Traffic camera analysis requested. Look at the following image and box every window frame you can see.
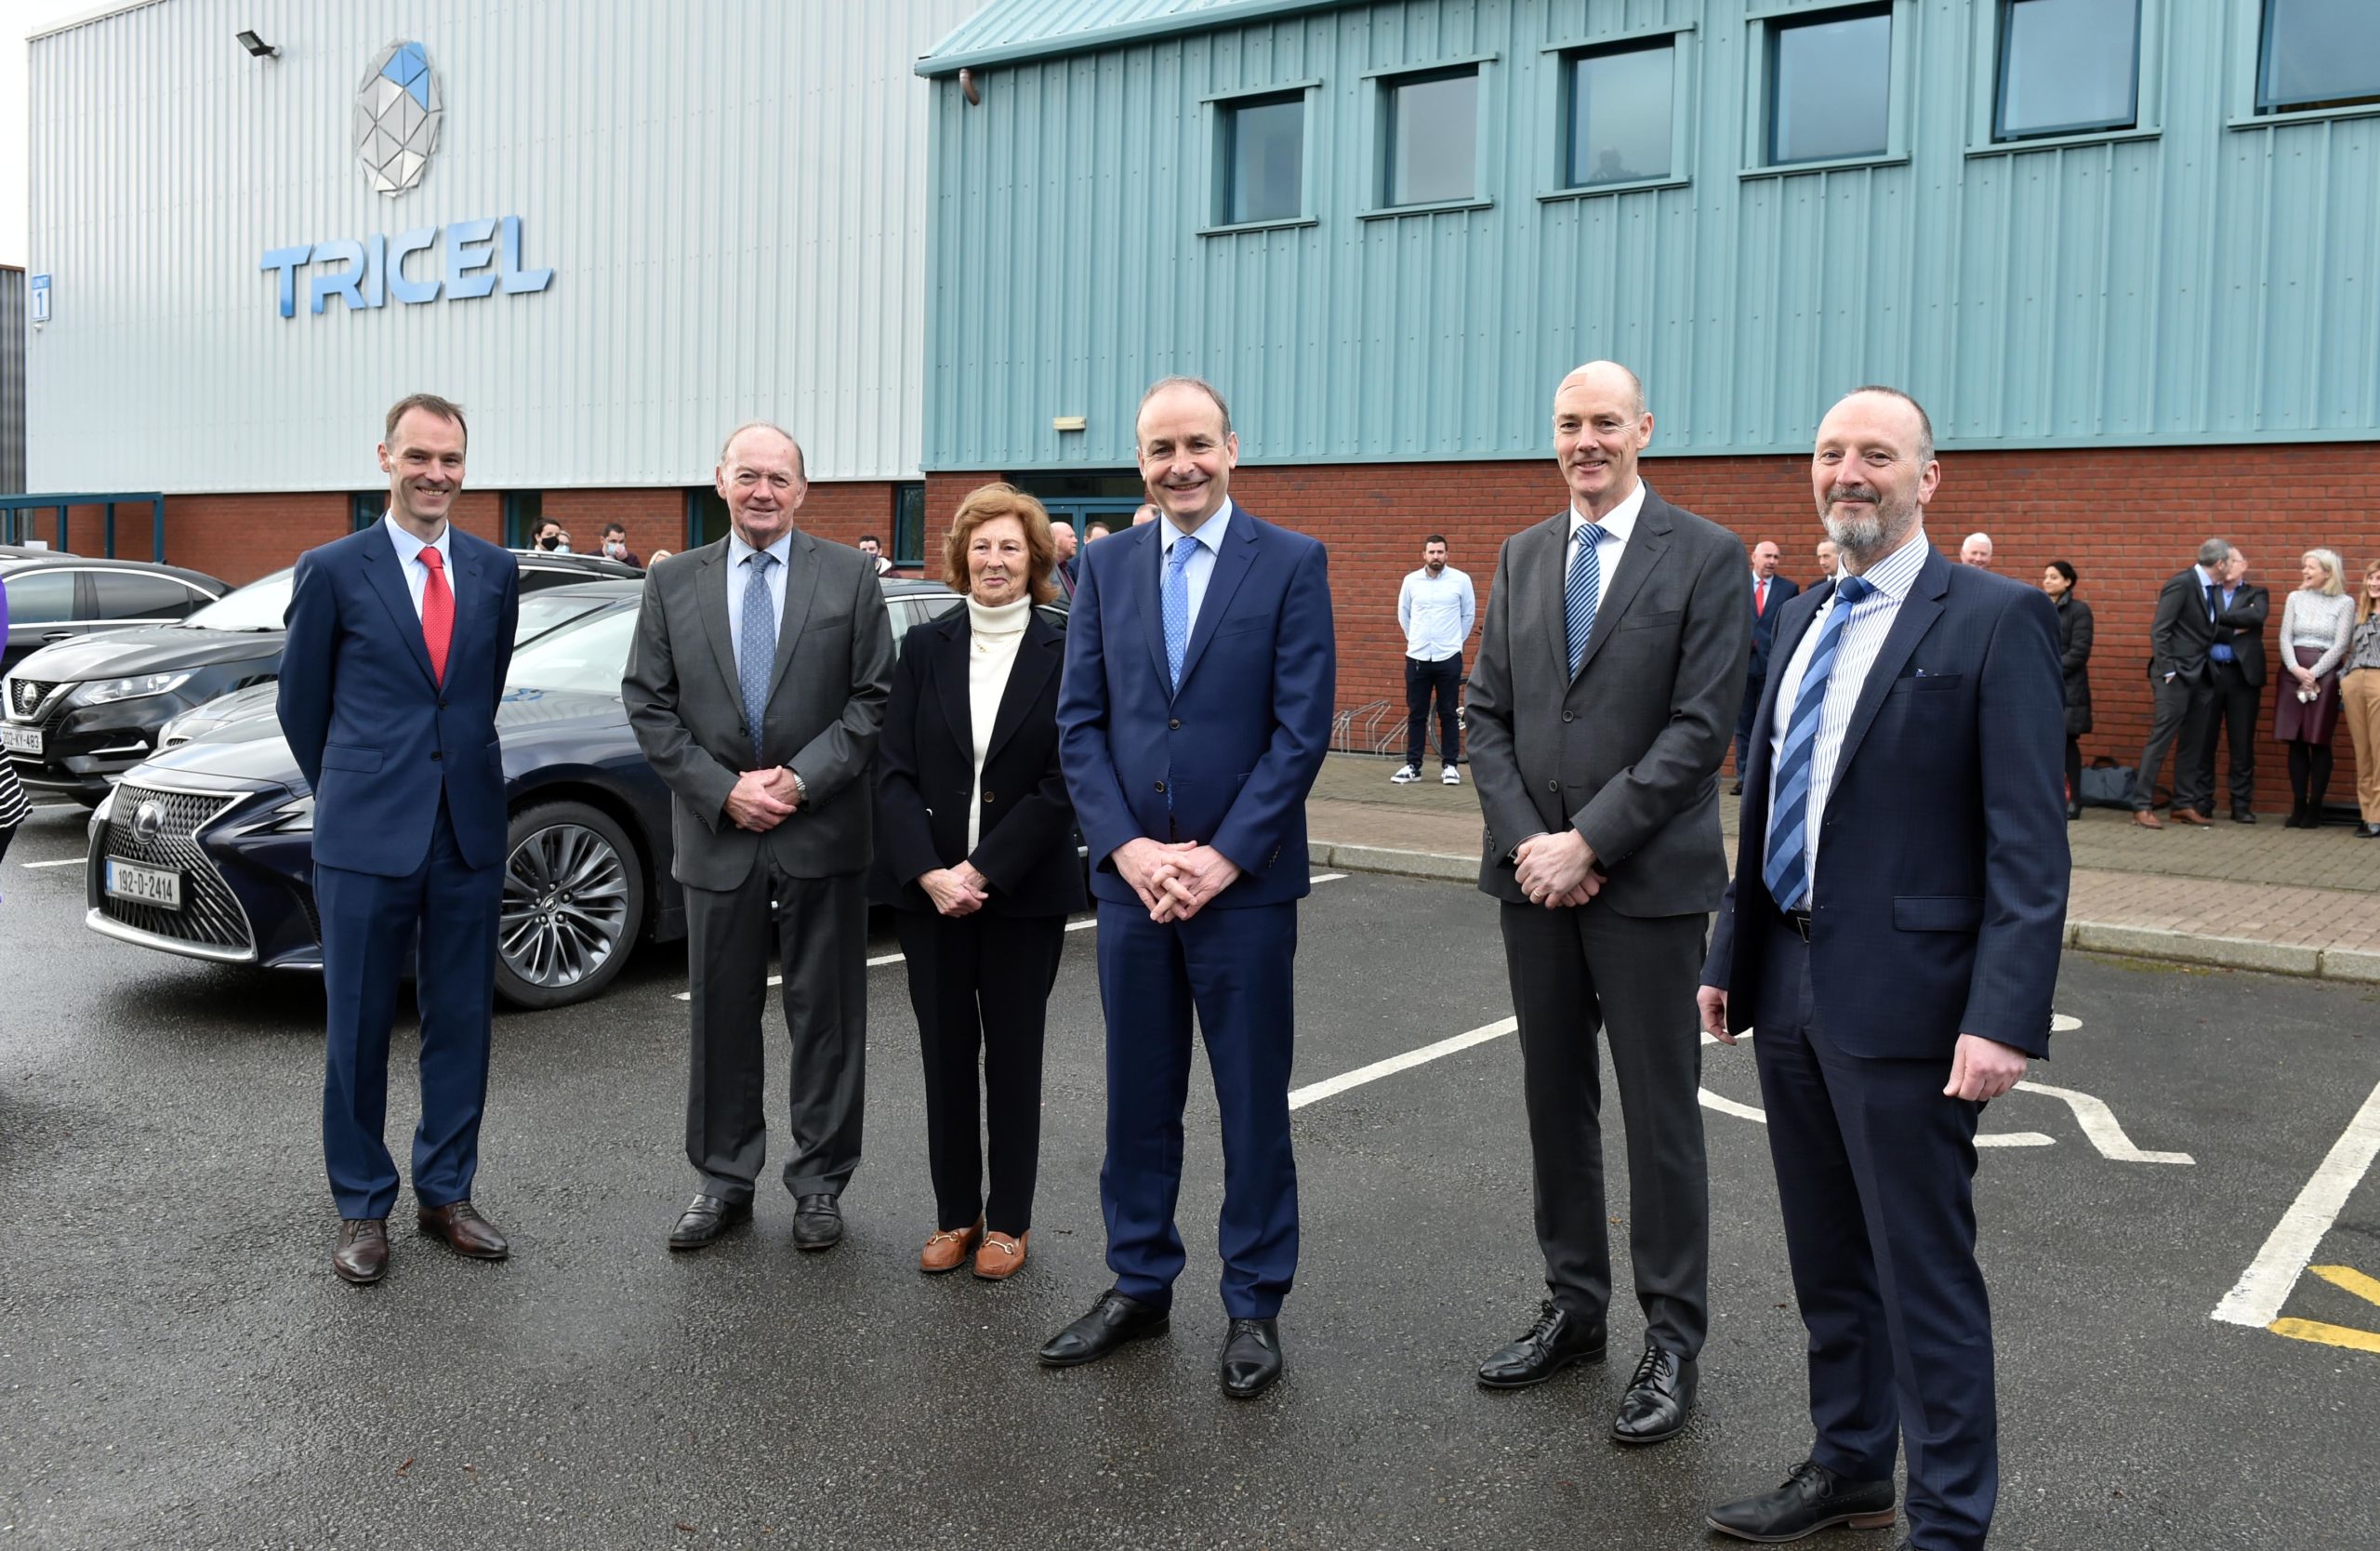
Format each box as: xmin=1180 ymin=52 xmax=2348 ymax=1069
xmin=1743 ymin=1 xmax=1911 ymax=179
xmin=1360 ymin=54 xmax=1501 ymax=219
xmin=1990 ymin=0 xmax=2144 ymax=143
xmin=2238 ymin=0 xmax=2380 ymax=123
xmin=500 ymin=491 xmax=545 ymax=550
xmin=892 ymin=483 xmax=926 ymax=568
xmin=1201 ymin=80 xmax=1323 ymax=236
xmin=1968 ymin=0 xmax=2163 ymax=155
xmin=350 ymin=492 xmax=383 ymax=533
xmin=1540 ymin=24 xmax=1696 ymax=201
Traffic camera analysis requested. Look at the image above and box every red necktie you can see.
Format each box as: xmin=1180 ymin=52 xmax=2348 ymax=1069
xmin=1756 ymin=578 xmax=1768 ymax=616
xmin=418 ymin=544 xmax=454 ymax=684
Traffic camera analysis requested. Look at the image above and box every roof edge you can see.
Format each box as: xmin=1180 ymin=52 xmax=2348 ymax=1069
xmin=916 ymin=0 xmax=1355 ymax=77
xmin=29 ymin=0 xmax=174 ymax=44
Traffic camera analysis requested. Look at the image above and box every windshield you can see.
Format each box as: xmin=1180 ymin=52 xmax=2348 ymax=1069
xmin=514 ymin=590 xmax=619 ymax=643
xmin=503 ymin=605 xmax=636 ymax=696
xmin=184 ymin=568 xmax=297 ymax=632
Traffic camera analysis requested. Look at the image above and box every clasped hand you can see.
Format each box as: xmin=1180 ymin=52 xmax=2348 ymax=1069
xmin=1514 ymin=829 xmax=1601 ymax=909
xmin=1112 ymin=837 xmax=1241 ymax=923
xmin=724 ymin=766 xmax=802 ymax=832
xmin=919 ymin=862 xmax=991 ymax=918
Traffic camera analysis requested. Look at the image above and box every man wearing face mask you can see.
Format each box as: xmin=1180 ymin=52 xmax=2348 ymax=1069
xmin=600 ymin=523 xmax=642 ymax=569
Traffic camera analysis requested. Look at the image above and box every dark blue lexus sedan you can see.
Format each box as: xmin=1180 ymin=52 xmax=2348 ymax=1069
xmin=83 ymin=577 xmax=966 ymax=1009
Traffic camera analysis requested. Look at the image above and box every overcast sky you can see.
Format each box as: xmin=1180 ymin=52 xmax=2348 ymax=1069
xmin=5 ymin=1 xmax=102 ymax=268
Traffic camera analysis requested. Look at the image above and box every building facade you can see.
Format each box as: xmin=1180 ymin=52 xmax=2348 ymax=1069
xmin=1 ymin=267 xmax=24 ymax=495
xmin=24 ymin=0 xmax=985 ymax=576
xmin=916 ymin=0 xmax=2380 ymax=801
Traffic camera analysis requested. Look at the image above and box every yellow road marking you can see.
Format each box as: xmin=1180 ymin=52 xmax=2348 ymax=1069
xmin=2309 ymin=1264 xmax=2380 ymax=1308
xmin=2269 ymin=1318 xmax=2380 ymax=1354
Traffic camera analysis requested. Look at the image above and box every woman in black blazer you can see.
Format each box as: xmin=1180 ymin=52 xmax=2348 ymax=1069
xmin=868 ymin=484 xmax=1085 ymax=1280
xmin=2043 ymin=560 xmax=2094 ymax=819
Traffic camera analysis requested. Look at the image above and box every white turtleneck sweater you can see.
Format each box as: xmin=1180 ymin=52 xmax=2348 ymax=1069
xmin=965 ymin=594 xmax=1032 ymax=852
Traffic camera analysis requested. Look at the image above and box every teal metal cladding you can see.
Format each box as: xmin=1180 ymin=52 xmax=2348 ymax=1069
xmin=919 ymin=0 xmax=2380 ymax=470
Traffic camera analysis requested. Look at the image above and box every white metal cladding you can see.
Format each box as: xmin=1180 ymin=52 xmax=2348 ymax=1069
xmin=1 ymin=269 xmax=24 ymax=494
xmin=26 ymin=0 xmax=985 ymax=494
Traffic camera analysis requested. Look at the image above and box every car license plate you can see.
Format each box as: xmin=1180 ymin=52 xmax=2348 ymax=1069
xmin=0 ymin=725 xmax=41 ymax=756
xmin=105 ymin=859 xmax=182 ymax=909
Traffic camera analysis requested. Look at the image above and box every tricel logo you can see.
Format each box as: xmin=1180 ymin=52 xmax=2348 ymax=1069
xmin=356 ymin=40 xmax=443 ymax=195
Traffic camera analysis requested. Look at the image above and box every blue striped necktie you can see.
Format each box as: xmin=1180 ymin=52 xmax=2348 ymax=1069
xmin=1763 ymin=574 xmax=1874 ymax=914
xmin=1163 ymin=537 xmax=1197 ymax=690
xmin=738 ymin=550 xmax=778 ymax=745
xmin=1566 ymin=523 xmax=1607 ymax=677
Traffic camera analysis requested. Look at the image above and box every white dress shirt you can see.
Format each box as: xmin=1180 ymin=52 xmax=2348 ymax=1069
xmin=380 ymin=512 xmax=455 ymax=621
xmin=1398 ymin=565 xmax=1475 ymax=661
xmin=1565 ymin=477 xmax=1647 ymax=591
xmin=1157 ymin=497 xmax=1236 ymax=636
xmin=1765 ymin=525 xmax=1932 ymax=898
xmin=725 ymin=528 xmax=795 ymax=665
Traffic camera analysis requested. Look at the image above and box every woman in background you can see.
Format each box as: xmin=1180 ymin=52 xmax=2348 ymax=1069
xmin=2043 ymin=560 xmax=2093 ymax=820
xmin=2275 ymin=549 xmax=2354 ymax=827
xmin=2336 ymin=558 xmax=2380 ymax=838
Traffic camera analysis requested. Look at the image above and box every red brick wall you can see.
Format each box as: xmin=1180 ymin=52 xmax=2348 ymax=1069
xmin=1224 ymin=444 xmax=2380 ymax=814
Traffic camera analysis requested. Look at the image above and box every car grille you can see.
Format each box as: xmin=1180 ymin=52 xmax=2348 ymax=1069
xmin=5 ymin=678 xmax=72 ymax=732
xmin=98 ymin=784 xmax=254 ymax=954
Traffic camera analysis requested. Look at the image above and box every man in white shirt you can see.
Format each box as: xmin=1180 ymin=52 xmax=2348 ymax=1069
xmin=1393 ymin=536 xmax=1475 ymax=784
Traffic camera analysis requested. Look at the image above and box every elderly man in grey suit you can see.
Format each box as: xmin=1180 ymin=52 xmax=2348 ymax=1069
xmin=623 ymin=422 xmax=894 ymax=1252
xmin=1464 ymin=361 xmax=1751 ymax=1444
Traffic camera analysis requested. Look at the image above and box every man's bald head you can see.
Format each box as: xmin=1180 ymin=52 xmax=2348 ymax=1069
xmin=719 ymin=420 xmax=808 ymax=483
xmin=1557 ymin=360 xmax=1646 ymax=421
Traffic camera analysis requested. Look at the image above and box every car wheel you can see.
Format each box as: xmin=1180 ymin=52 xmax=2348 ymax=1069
xmin=496 ymin=801 xmax=645 ymax=1010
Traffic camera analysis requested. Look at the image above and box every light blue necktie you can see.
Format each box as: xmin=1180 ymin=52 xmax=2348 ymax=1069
xmin=1163 ymin=536 xmax=1197 ymax=690
xmin=1764 ymin=575 xmax=1874 ymax=913
xmin=1565 ymin=523 xmax=1607 ymax=677
xmin=738 ymin=550 xmax=778 ymax=747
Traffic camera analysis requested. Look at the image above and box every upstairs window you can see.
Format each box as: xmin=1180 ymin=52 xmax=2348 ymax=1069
xmin=1996 ymin=0 xmax=2141 ymax=140
xmin=2257 ymin=0 xmax=2380 ymax=114
xmin=1221 ymin=93 xmax=1305 ymax=224
xmin=1384 ymin=67 xmax=1480 ymax=205
xmin=1768 ymin=7 xmax=1893 ymax=165
xmin=1567 ymin=39 xmax=1676 ymax=186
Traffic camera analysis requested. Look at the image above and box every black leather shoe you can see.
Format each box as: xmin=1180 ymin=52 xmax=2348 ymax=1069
xmin=1038 ymin=1289 xmax=1170 ymax=1367
xmin=2357 ymin=821 xmax=2380 ymax=838
xmin=1707 ymin=1460 xmax=1897 ymax=1542
xmin=1476 ymin=1299 xmax=1606 ymax=1388
xmin=790 ymin=1194 xmax=843 ymax=1251
xmin=1610 ymin=1340 xmax=1696 ymax=1444
xmin=1220 ymin=1317 xmax=1283 ymax=1399
xmin=668 ymin=1194 xmax=751 ymax=1251
xmin=2232 ymin=808 xmax=2257 ymax=825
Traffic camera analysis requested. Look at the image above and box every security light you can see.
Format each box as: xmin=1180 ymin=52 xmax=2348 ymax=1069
xmin=235 ymin=30 xmax=279 ymax=60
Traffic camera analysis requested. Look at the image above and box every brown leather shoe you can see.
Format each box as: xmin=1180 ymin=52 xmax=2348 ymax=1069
xmin=973 ymin=1230 xmax=1028 ymax=1280
xmin=920 ymin=1219 xmax=983 ymax=1274
xmin=334 ymin=1219 xmax=389 ymax=1284
xmin=2131 ymin=809 xmax=2163 ymax=830
xmin=417 ymin=1200 xmax=510 ymax=1260
xmin=2171 ymin=807 xmax=2214 ymax=827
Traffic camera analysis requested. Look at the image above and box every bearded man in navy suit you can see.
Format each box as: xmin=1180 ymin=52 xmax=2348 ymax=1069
xmin=1700 ymin=388 xmax=2069 ymax=1551
xmin=280 ymin=394 xmax=522 ymax=1285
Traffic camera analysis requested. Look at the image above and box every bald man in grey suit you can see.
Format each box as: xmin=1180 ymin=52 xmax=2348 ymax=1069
xmin=623 ymin=422 xmax=894 ymax=1253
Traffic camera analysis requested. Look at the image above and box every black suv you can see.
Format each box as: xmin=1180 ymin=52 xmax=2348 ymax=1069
xmin=1 ymin=554 xmax=229 ymax=673
xmin=3 ymin=550 xmax=640 ymax=803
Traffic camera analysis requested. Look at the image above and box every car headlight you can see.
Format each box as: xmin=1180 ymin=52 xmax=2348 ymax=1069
xmin=266 ymin=793 xmax=315 ymax=833
xmin=75 ymin=671 xmax=195 ymax=706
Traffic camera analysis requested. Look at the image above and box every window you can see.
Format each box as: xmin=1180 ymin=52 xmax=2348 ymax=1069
xmin=684 ymin=487 xmax=730 ymax=550
xmin=892 ymin=484 xmax=926 ymax=567
xmin=92 ymin=571 xmax=210 ymax=621
xmin=4 ymin=569 xmax=75 ymax=625
xmin=1769 ymin=7 xmax=1892 ymax=165
xmin=350 ymin=492 xmax=383 ymax=533
xmin=2257 ymin=0 xmax=2380 ymax=114
xmin=1567 ymin=40 xmax=1675 ymax=186
xmin=502 ymin=491 xmax=545 ymax=549
xmin=1384 ymin=68 xmax=1480 ymax=205
xmin=1996 ymin=0 xmax=2139 ymax=139
xmin=1220 ymin=94 xmax=1305 ymax=224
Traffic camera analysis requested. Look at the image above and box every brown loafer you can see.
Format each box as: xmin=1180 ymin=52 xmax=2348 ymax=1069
xmin=973 ymin=1230 xmax=1028 ymax=1280
xmin=2130 ymin=809 xmax=2163 ymax=829
xmin=2171 ymin=808 xmax=2213 ymax=827
xmin=920 ymin=1219 xmax=983 ymax=1274
xmin=334 ymin=1218 xmax=389 ymax=1284
xmin=417 ymin=1200 xmax=510 ymax=1260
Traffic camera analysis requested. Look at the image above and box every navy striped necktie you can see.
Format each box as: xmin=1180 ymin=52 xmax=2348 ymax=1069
xmin=1566 ymin=524 xmax=1607 ymax=677
xmin=1763 ymin=575 xmax=1874 ymax=913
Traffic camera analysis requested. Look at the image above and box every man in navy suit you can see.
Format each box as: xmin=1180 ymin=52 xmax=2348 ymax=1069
xmin=1734 ymin=541 xmax=1801 ymax=792
xmin=1039 ymin=377 xmax=1335 ymax=1399
xmin=1699 ymin=388 xmax=2068 ymax=1551
xmin=279 ymin=393 xmax=522 ymax=1285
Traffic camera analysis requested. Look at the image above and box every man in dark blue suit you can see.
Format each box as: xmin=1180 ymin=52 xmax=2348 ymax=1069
xmin=1700 ymin=388 xmax=2068 ymax=1551
xmin=1039 ymin=376 xmax=1335 ymax=1399
xmin=279 ymin=393 xmax=522 ymax=1285
xmin=1733 ymin=540 xmax=1802 ymax=791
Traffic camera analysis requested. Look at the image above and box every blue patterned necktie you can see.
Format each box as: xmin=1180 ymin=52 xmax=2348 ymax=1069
xmin=1163 ymin=536 xmax=1197 ymax=690
xmin=1565 ymin=523 xmax=1608 ymax=677
xmin=738 ymin=550 xmax=778 ymax=746
xmin=1763 ymin=574 xmax=1875 ymax=914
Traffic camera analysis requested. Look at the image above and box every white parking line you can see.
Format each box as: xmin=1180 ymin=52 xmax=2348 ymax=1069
xmin=2214 ymin=1075 xmax=2380 ymax=1329
xmin=2014 ymin=1080 xmax=2194 ymax=1165
xmin=1289 ymin=1018 xmax=1515 ymax=1109
xmin=20 ymin=857 xmax=82 ymax=868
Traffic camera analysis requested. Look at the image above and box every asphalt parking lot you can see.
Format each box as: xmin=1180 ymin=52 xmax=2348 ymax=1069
xmin=4 ymin=797 xmax=2378 ymax=1550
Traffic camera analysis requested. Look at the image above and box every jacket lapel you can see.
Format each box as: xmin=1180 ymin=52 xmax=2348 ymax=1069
xmin=1173 ymin=512 xmax=1258 ymax=696
xmin=1826 ymin=546 xmax=1950 ymax=790
xmin=1126 ymin=524 xmax=1170 ymax=693
xmin=764 ymin=529 xmax=823 ymax=707
xmin=1520 ymin=513 xmax=1571 ymax=685
xmin=361 ymin=528 xmax=439 ymax=688
xmin=694 ymin=542 xmax=744 ymax=708
xmin=928 ymin=616 xmax=972 ymax=759
xmin=1570 ymin=489 xmax=1673 ymax=683
xmin=985 ymin=616 xmax=1062 ymax=764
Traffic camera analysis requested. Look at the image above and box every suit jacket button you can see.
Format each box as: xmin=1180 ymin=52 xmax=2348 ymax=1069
xmin=1169 ymin=719 xmax=1182 ymax=730
xmin=1562 ymin=711 xmax=1574 ymax=722
xmin=983 ymin=789 xmax=995 ymax=802
xmin=1546 ymin=779 xmax=1558 ymax=793
xmin=1154 ymin=781 xmax=1167 ymax=794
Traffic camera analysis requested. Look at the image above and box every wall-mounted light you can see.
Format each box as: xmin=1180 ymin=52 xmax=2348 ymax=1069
xmin=1052 ymin=415 xmax=1087 ymax=432
xmin=235 ymin=30 xmax=280 ymax=60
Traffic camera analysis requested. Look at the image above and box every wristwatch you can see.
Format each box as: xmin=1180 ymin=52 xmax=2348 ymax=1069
xmin=788 ymin=769 xmax=809 ymax=807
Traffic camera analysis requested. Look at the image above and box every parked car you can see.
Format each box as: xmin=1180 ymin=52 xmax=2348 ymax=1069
xmin=85 ymin=577 xmax=967 ymax=1009
xmin=5 ymin=550 xmax=641 ymax=802
xmin=1 ymin=553 xmax=228 ymax=675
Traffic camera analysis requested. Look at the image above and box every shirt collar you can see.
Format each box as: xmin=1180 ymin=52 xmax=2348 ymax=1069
xmin=2194 ymin=563 xmax=2222 ymax=589
xmin=728 ymin=528 xmax=795 ymax=569
xmin=1844 ymin=525 xmax=1931 ymax=603
xmin=1161 ymin=497 xmax=1235 ymax=559
xmin=1567 ymin=478 xmax=1646 ymax=543
xmin=381 ymin=511 xmax=449 ymax=565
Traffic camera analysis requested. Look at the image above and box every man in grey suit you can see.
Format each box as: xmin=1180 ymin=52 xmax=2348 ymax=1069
xmin=2126 ymin=537 xmax=2231 ymax=829
xmin=623 ymin=422 xmax=894 ymax=1251
xmin=1464 ymin=361 xmax=1751 ymax=1444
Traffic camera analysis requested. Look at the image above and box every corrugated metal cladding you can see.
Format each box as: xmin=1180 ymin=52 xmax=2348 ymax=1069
xmin=1 ymin=269 xmax=24 ymax=494
xmin=923 ymin=0 xmax=1353 ymax=70
xmin=920 ymin=0 xmax=2380 ymax=471
xmin=26 ymin=0 xmax=985 ymax=494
